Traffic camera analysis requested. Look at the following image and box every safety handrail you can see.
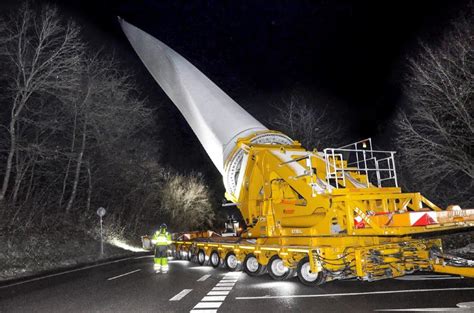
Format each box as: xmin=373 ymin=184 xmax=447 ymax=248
xmin=323 ymin=139 xmax=398 ymax=189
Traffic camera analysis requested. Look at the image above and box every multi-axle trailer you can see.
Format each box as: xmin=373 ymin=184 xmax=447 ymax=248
xmin=173 ymin=236 xmax=471 ymax=285
xmin=171 ymin=137 xmax=474 ymax=286
xmin=120 ymin=19 xmax=474 ymax=286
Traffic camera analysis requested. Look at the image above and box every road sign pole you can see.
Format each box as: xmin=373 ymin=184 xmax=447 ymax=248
xmin=97 ymin=207 xmax=106 ymax=257
xmin=100 ymin=215 xmax=104 ymax=256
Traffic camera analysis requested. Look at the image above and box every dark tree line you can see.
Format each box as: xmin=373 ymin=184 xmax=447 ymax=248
xmin=395 ymin=9 xmax=473 ymax=207
xmin=267 ymin=8 xmax=473 ymax=209
xmin=267 ymin=91 xmax=348 ymax=150
xmin=0 ymin=2 xmax=214 ymax=238
xmin=0 ymin=0 xmax=470 ymax=243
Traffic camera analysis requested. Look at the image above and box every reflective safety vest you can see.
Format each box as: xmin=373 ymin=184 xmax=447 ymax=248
xmin=152 ymin=231 xmax=171 ymax=246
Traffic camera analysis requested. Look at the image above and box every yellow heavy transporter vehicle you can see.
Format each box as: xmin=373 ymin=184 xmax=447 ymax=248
xmin=119 ymin=18 xmax=474 ymax=286
xmin=173 ymin=136 xmax=474 ymax=285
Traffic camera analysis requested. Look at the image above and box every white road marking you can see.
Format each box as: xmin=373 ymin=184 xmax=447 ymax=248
xmin=224 ymin=272 xmax=241 ymax=276
xmin=169 ymin=289 xmax=193 ymax=301
xmin=375 ymin=309 xmax=465 ymax=312
xmin=458 ymin=302 xmax=474 ymax=308
xmin=216 ymin=282 xmax=235 ymax=286
xmin=197 ymin=274 xmax=212 ymax=281
xmin=236 ymin=287 xmax=474 ymax=300
xmin=395 ymin=274 xmax=462 ymax=281
xmin=188 ymin=271 xmax=241 ymax=313
xmin=375 ymin=301 xmax=474 ymax=312
xmin=212 ymin=287 xmax=233 ymax=291
xmin=190 ymin=271 xmax=240 ymax=312
xmin=0 ymin=255 xmax=147 ymax=289
xmin=194 ymin=302 xmax=222 ymax=309
xmin=107 ymin=269 xmax=141 ymax=281
xmin=202 ymin=296 xmax=226 ymax=301
xmin=208 ymin=291 xmax=230 ymax=296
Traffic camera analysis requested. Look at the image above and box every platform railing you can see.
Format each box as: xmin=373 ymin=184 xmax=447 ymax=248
xmin=323 ymin=139 xmax=398 ymax=189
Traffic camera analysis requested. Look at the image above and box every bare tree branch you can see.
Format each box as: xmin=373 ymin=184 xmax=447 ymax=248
xmin=0 ymin=2 xmax=84 ymax=202
xmin=395 ymin=11 xmax=474 ymax=207
xmin=268 ymin=93 xmax=347 ymax=150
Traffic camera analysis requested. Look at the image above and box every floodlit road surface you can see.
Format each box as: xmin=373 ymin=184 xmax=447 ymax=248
xmin=1 ymin=255 xmax=473 ymax=312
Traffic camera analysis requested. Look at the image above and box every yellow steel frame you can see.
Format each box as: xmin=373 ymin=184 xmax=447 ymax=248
xmin=174 ymin=134 xmax=473 ymax=282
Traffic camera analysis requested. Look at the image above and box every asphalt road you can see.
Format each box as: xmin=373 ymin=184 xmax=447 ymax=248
xmin=0 ymin=255 xmax=473 ymax=312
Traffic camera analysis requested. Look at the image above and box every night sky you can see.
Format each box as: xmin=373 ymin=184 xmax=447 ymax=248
xmin=9 ymin=0 xmax=468 ymax=176
xmin=52 ymin=1 xmax=464 ymax=115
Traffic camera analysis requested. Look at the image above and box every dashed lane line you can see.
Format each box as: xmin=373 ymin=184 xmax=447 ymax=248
xmin=197 ymin=274 xmax=212 ymax=282
xmin=169 ymin=289 xmax=193 ymax=301
xmin=0 ymin=255 xmax=147 ymax=289
xmin=235 ymin=287 xmax=474 ymax=300
xmin=107 ymin=269 xmax=141 ymax=281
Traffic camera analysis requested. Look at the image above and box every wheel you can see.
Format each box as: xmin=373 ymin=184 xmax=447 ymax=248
xmin=268 ymin=255 xmax=294 ymax=281
xmin=296 ymin=257 xmax=326 ymax=286
xmin=210 ymin=250 xmax=220 ymax=268
xmin=197 ymin=249 xmax=206 ymax=265
xmin=224 ymin=252 xmax=239 ymax=271
xmin=243 ymin=253 xmax=266 ymax=276
xmin=187 ymin=249 xmax=192 ymax=261
xmin=175 ymin=248 xmax=182 ymax=260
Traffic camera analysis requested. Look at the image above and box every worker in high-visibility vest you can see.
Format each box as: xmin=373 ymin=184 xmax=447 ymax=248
xmin=152 ymin=224 xmax=172 ymax=273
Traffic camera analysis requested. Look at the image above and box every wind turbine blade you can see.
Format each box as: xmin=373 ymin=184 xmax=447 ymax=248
xmin=119 ymin=18 xmax=267 ymax=174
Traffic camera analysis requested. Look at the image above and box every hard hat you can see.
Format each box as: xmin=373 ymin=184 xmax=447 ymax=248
xmin=160 ymin=223 xmax=167 ymax=228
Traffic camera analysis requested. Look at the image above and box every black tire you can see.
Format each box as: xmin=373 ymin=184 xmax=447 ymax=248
xmin=243 ymin=253 xmax=266 ymax=276
xmin=224 ymin=252 xmax=239 ymax=271
xmin=268 ymin=255 xmax=294 ymax=281
xmin=286 ymin=268 xmax=297 ymax=279
xmin=187 ymin=249 xmax=192 ymax=261
xmin=296 ymin=256 xmax=326 ymax=286
xmin=210 ymin=250 xmax=220 ymax=268
xmin=175 ymin=248 xmax=182 ymax=260
xmin=180 ymin=249 xmax=188 ymax=260
xmin=197 ymin=249 xmax=206 ymax=266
